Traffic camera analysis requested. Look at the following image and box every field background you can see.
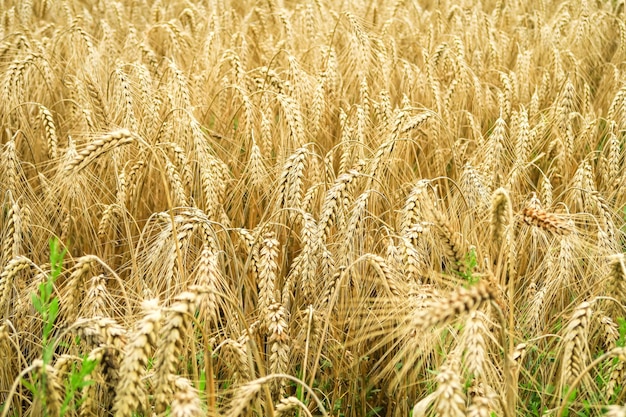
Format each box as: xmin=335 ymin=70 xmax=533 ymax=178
xmin=1 ymin=0 xmax=626 ymax=416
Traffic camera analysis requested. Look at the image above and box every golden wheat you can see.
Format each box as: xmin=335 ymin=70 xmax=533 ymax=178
xmin=0 ymin=0 xmax=625 ymax=415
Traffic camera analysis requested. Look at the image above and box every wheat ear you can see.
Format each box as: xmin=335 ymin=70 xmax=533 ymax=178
xmin=154 ymin=286 xmax=206 ymax=414
xmin=412 ymin=281 xmax=496 ymax=330
xmin=113 ymin=299 xmax=161 ymax=417
xmin=170 ymin=376 xmax=204 ymax=417
xmin=63 ymin=129 xmax=135 ymax=173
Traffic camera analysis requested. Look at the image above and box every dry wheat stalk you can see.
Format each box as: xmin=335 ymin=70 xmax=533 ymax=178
xmin=246 ymin=138 xmax=269 ymax=191
xmin=366 ymin=109 xmax=406 ymax=183
xmin=62 ymin=256 xmax=99 ymax=325
xmin=318 ymin=169 xmax=359 ymax=243
xmin=164 ymin=142 xmax=193 ymax=192
xmin=293 ymin=213 xmax=320 ymax=305
xmin=2 ymin=197 xmax=22 ymax=264
xmin=196 ymin=153 xmax=228 ymax=220
xmin=599 ymin=314 xmax=620 ymax=350
xmin=168 ymin=60 xmax=192 ymax=111
xmin=606 ymin=355 xmax=625 ymax=399
xmin=84 ymin=75 xmax=110 ymax=127
xmin=319 ymin=266 xmax=343 ymax=312
xmin=164 ymin=159 xmax=189 ymax=207
xmin=125 ymin=160 xmax=145 ymax=208
xmin=277 ymin=93 xmax=305 ymax=147
xmin=400 ymin=180 xmax=430 ymax=234
xmin=401 ymin=228 xmax=425 ymax=283
xmin=1 ymin=140 xmax=18 ymax=197
xmin=461 ymin=163 xmax=491 ymax=210
xmin=74 ymin=316 xmax=127 ymax=351
xmin=98 ymin=204 xmax=119 ymax=241
xmin=362 ymin=253 xmax=403 ymax=297
xmin=427 ymin=202 xmax=465 ymax=273
xmin=608 ymin=254 xmax=626 ymax=304
xmin=75 ymin=317 xmax=127 ymax=414
xmin=115 ymin=67 xmax=138 ymax=132
xmin=525 ymin=280 xmax=548 ymax=334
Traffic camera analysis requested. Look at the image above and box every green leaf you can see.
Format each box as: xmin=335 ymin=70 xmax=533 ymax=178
xmin=199 ymin=370 xmax=206 ymax=392
xmin=31 ymin=293 xmax=43 ymax=314
xmin=21 ymin=378 xmax=37 ymax=396
xmin=79 ymin=357 xmax=98 ymax=380
xmin=48 ymin=298 xmax=59 ymax=326
xmin=617 ymin=317 xmax=626 ymax=348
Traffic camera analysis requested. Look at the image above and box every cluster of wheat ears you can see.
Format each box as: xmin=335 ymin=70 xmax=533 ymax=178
xmin=1 ymin=0 xmax=626 ymax=416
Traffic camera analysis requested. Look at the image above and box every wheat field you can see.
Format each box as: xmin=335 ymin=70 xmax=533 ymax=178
xmin=1 ymin=0 xmax=626 ymax=416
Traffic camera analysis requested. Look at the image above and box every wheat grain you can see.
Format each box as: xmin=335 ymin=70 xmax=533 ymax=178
xmin=226 ymin=378 xmax=264 ymax=417
xmin=521 ymin=207 xmax=571 ymax=236
xmin=222 ymin=338 xmax=251 ymax=383
xmin=63 ymin=129 xmax=135 ymax=174
xmin=257 ymin=232 xmax=279 ymax=315
xmin=62 ymin=256 xmax=98 ymax=325
xmin=434 ymin=359 xmax=466 ymax=417
xmin=171 ymin=376 xmax=204 ymax=417
xmin=31 ymin=360 xmax=63 ymax=417
xmin=0 ymin=257 xmax=33 ymax=318
xmin=38 ymin=105 xmax=58 ymax=160
xmin=412 ymin=281 xmax=495 ymax=330
xmin=560 ymin=300 xmax=594 ymax=390
xmin=85 ymin=274 xmax=108 ymax=318
xmin=275 ymin=396 xmax=313 ymax=417
xmin=112 ymin=299 xmax=161 ymax=417
xmin=266 ymin=301 xmax=290 ymax=395
xmin=462 ymin=311 xmax=489 ymax=378
xmin=154 ymin=286 xmax=207 ymax=414
xmin=490 ymin=188 xmax=512 ymax=245
xmin=275 ymin=146 xmax=308 ymax=214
